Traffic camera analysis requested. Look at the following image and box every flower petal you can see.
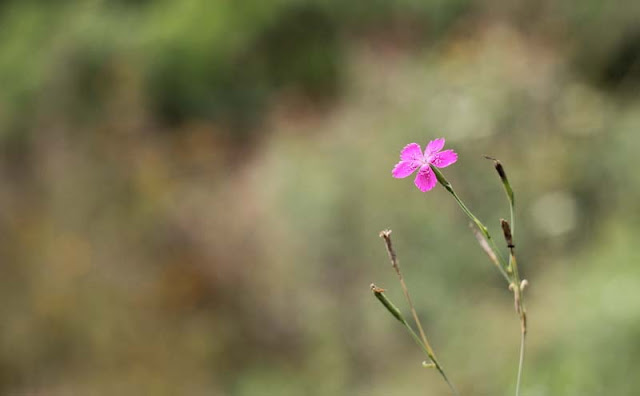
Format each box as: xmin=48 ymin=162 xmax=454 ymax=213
xmin=392 ymin=161 xmax=419 ymax=178
xmin=414 ymin=166 xmax=437 ymax=192
xmin=430 ymin=149 xmax=458 ymax=168
xmin=400 ymin=143 xmax=423 ymax=162
xmin=425 ymin=138 xmax=445 ymax=156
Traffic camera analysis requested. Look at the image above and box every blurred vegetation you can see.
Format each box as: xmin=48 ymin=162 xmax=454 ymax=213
xmin=1 ymin=0 xmax=640 ymax=395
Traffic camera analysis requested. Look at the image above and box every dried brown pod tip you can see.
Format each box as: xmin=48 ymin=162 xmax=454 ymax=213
xmin=501 ymin=219 xmax=514 ymax=248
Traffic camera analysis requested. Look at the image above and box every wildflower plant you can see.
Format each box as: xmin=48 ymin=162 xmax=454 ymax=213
xmin=371 ymin=138 xmax=527 ymax=396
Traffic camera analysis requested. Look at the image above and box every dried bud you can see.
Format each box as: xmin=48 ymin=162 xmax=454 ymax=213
xmin=495 ymin=160 xmax=507 ymax=183
xmin=501 ymin=219 xmax=514 ymax=248
xmin=485 ymin=156 xmax=514 ymax=206
xmin=379 ymin=229 xmax=398 ymax=270
xmin=485 ymin=156 xmax=507 ymax=182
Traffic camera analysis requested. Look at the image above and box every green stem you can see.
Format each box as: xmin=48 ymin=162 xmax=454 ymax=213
xmin=485 ymin=157 xmax=515 ymax=234
xmin=403 ymin=321 xmax=460 ymax=396
xmin=509 ymin=203 xmax=515 ymax=239
xmin=486 ymin=159 xmax=526 ymax=396
xmin=380 ymin=230 xmax=437 ymax=361
xmin=371 ymin=286 xmax=460 ymax=396
xmin=431 ymin=164 xmax=528 ymax=396
xmin=515 ymin=330 xmax=525 ymax=396
xmin=430 ymin=165 xmax=509 ymax=273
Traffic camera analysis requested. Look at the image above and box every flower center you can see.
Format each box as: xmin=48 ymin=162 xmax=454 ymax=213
xmin=420 ymin=155 xmax=433 ymax=166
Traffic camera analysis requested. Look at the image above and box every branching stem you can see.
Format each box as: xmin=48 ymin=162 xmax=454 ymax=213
xmin=378 ymin=231 xmax=460 ymax=396
xmin=371 ymin=284 xmax=459 ymax=396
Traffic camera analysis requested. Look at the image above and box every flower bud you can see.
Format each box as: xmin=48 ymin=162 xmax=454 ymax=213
xmin=370 ymin=283 xmax=406 ymax=324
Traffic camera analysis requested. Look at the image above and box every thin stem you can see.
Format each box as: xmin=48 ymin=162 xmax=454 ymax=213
xmin=515 ymin=330 xmax=525 ymax=396
xmin=506 ymin=251 xmax=527 ymax=396
xmin=380 ymin=230 xmax=435 ymax=358
xmin=485 ymin=156 xmax=515 ymax=236
xmin=371 ymin=285 xmax=460 ymax=396
xmin=378 ymin=231 xmax=460 ymax=395
xmin=509 ymin=203 xmax=515 ymax=239
xmin=503 ymin=232 xmax=526 ymax=334
xmin=471 ymin=226 xmax=511 ymax=283
xmin=403 ymin=316 xmax=460 ymax=396
xmin=501 ymin=221 xmax=527 ymax=396
xmin=430 ymin=165 xmax=509 ymax=274
xmin=487 ymin=233 xmax=509 ymax=272
xmin=453 ymin=193 xmax=508 ymax=271
xmin=436 ymin=364 xmax=460 ymax=396
xmin=432 ymin=162 xmax=529 ymax=396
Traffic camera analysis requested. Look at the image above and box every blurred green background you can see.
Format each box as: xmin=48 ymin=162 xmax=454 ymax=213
xmin=1 ymin=0 xmax=640 ymax=394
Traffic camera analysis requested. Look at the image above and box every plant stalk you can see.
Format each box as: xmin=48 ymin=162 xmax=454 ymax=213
xmin=430 ymin=165 xmax=509 ymax=274
xmin=380 ymin=230 xmax=435 ymax=358
xmin=516 ymin=329 xmax=525 ymax=396
xmin=431 ymin=161 xmax=528 ymax=396
xmin=371 ymin=285 xmax=460 ymax=396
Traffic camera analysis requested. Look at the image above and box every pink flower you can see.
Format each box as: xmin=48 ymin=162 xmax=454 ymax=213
xmin=392 ymin=138 xmax=458 ymax=192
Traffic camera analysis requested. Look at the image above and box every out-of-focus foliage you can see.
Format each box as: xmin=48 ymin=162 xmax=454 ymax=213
xmin=0 ymin=0 xmax=471 ymax=141
xmin=1 ymin=0 xmax=640 ymax=395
